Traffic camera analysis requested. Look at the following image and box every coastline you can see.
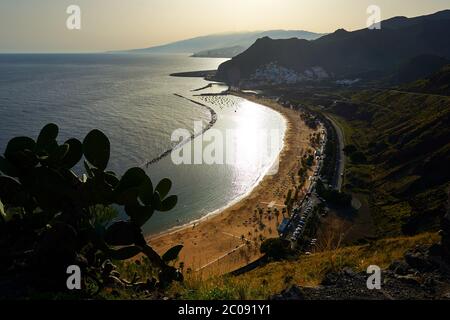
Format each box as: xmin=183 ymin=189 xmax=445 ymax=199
xmin=148 ymin=98 xmax=287 ymax=241
xmin=148 ymin=147 xmax=283 ymax=242
xmin=147 ymin=92 xmax=318 ymax=277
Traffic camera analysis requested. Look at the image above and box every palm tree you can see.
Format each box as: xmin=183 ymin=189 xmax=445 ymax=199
xmin=274 ymin=208 xmax=280 ymax=223
xmin=258 ymin=208 xmax=264 ymax=223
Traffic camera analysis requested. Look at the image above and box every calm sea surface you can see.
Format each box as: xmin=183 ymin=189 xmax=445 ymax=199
xmin=0 ymin=54 xmax=286 ymax=235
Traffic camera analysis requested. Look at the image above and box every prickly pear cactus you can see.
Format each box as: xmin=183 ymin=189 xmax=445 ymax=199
xmin=0 ymin=123 xmax=183 ymax=295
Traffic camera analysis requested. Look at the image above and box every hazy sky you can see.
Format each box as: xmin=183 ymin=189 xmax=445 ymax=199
xmin=0 ymin=0 xmax=449 ymax=53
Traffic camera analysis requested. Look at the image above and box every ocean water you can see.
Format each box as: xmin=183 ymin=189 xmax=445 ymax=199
xmin=0 ymin=54 xmax=286 ymax=235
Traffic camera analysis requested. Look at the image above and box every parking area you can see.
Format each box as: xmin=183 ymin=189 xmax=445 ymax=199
xmin=279 ymin=121 xmax=328 ymax=248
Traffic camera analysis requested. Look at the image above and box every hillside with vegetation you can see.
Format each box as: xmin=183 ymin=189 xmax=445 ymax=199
xmin=167 ymin=233 xmax=441 ymax=300
xmin=403 ymin=64 xmax=450 ymax=95
xmin=393 ymin=55 xmax=449 ymax=84
xmin=326 ymin=86 xmax=450 ymax=236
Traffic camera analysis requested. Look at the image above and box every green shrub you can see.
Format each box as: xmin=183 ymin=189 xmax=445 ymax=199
xmin=260 ymin=238 xmax=293 ymax=260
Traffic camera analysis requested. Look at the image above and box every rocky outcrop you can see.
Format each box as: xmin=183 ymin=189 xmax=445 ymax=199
xmin=271 ymin=190 xmax=450 ymax=300
xmin=271 ymin=245 xmax=450 ymax=300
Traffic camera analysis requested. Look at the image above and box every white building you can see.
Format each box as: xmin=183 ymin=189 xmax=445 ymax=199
xmin=249 ymin=62 xmax=330 ymax=85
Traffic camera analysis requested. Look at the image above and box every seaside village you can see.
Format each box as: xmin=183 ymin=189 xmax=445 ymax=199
xmin=241 ymin=62 xmax=331 ymax=89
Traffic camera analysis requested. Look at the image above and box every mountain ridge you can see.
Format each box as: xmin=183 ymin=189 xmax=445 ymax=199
xmin=216 ymin=10 xmax=450 ymax=86
xmin=122 ymin=30 xmax=324 ymax=56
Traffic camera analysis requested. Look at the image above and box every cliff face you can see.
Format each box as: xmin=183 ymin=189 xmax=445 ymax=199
xmin=217 ymin=10 xmax=450 ymax=86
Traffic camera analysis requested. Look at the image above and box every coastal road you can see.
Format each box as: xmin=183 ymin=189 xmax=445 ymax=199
xmin=323 ymin=114 xmax=345 ymax=191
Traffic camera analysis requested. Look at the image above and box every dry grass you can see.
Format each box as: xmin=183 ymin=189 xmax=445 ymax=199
xmin=169 ymin=232 xmax=439 ymax=300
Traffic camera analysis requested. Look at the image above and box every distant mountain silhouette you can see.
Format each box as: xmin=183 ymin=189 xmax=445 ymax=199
xmin=217 ymin=10 xmax=450 ymax=85
xmin=123 ymin=30 xmax=324 ymax=55
xmin=191 ymin=45 xmax=246 ymax=58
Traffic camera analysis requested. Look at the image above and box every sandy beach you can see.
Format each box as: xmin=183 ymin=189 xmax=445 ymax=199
xmin=147 ymin=93 xmax=318 ymax=277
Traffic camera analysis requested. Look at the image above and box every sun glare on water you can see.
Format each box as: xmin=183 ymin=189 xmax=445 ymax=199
xmin=233 ymin=100 xmax=282 ymax=175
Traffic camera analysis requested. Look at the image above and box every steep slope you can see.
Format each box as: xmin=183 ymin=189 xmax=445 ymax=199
xmin=394 ymin=55 xmax=449 ymax=84
xmin=217 ymin=10 xmax=450 ymax=85
xmin=167 ymin=233 xmax=439 ymax=300
xmin=328 ymin=84 xmax=450 ymax=236
xmin=403 ymin=64 xmax=450 ymax=95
